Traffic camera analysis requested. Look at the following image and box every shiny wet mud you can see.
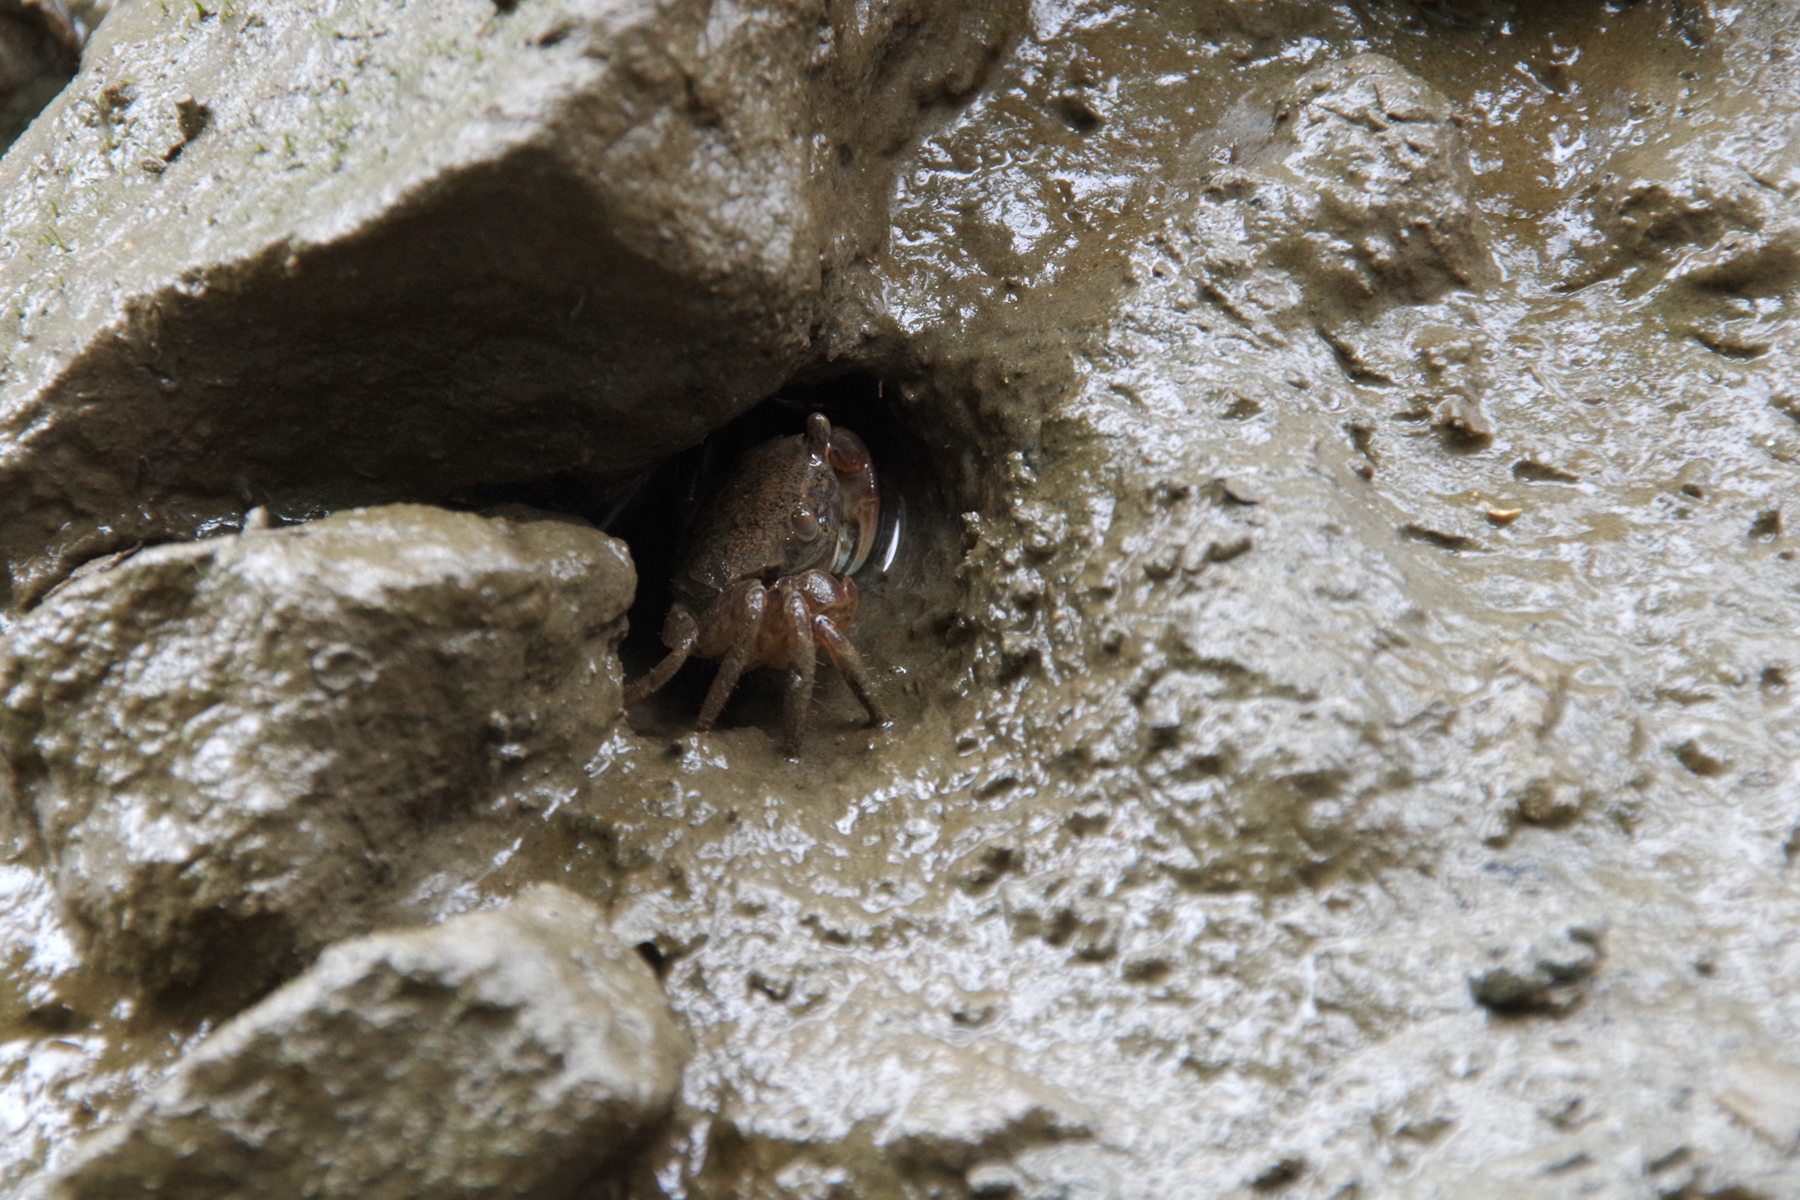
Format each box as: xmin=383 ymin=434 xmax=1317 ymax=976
xmin=3 ymin=1 xmax=1799 ymax=1197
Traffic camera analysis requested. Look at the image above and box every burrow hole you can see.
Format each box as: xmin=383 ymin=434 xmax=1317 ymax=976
xmin=596 ymin=373 xmax=959 ymax=742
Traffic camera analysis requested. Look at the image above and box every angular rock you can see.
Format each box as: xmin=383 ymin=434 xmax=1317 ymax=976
xmin=22 ymin=885 xmax=688 ymax=1200
xmin=0 ymin=0 xmax=1023 ymax=606
xmin=0 ymin=504 xmax=633 ymax=986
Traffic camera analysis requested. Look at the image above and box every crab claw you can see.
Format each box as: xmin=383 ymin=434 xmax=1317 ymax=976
xmin=823 ymin=420 xmax=879 ymax=575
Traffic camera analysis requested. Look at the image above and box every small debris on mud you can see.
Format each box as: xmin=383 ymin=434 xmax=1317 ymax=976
xmin=1249 ymin=1156 xmax=1308 ymax=1191
xmin=1671 ymin=739 xmax=1730 ymax=777
xmin=1471 ymin=922 xmax=1606 ymax=1016
xmin=1432 ymin=396 xmax=1493 ymax=449
xmin=1400 ymin=522 xmax=1482 ymax=552
xmin=1512 ymin=459 xmax=1580 ymax=484
xmin=1748 ymin=508 xmax=1783 ymax=540
xmin=1199 ymin=478 xmax=1259 ymax=507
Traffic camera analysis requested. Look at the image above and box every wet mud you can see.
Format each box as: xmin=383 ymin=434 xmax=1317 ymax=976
xmin=3 ymin=1 xmax=1800 ymax=1197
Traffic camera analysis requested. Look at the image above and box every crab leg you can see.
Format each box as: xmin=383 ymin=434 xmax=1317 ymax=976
xmin=624 ymin=415 xmax=889 ymax=754
xmin=623 ymin=606 xmax=699 ymax=708
xmin=780 ymin=584 xmax=818 ymax=757
xmin=695 ymin=585 xmax=765 ymax=732
xmin=814 ymin=615 xmax=891 ymax=729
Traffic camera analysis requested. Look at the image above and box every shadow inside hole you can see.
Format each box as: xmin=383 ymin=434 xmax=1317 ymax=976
xmin=605 ymin=373 xmax=949 ymax=741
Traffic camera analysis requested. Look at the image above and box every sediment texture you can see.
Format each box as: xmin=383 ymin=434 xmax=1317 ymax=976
xmin=0 ymin=0 xmax=1021 ymax=606
xmin=0 ymin=504 xmax=633 ymax=987
xmin=3 ymin=2 xmax=1799 ymax=1199
xmin=24 ymin=885 xmax=688 ymax=1200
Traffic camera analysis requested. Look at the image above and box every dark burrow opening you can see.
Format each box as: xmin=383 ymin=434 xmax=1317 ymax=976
xmin=600 ymin=373 xmax=961 ymax=747
xmin=0 ymin=372 xmax=972 ymax=1040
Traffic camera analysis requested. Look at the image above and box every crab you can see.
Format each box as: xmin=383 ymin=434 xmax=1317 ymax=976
xmin=623 ymin=412 xmax=892 ymax=755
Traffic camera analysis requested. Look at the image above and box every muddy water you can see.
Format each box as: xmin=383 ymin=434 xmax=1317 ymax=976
xmin=6 ymin=1 xmax=1800 ymax=1197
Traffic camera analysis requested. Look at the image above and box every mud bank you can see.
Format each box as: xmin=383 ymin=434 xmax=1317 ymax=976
xmin=2 ymin=1 xmax=1799 ymax=1198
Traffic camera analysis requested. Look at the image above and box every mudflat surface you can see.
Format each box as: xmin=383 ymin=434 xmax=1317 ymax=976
xmin=3 ymin=2 xmax=1800 ymax=1198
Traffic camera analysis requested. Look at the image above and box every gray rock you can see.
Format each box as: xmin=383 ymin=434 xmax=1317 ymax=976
xmin=0 ymin=0 xmax=83 ymax=152
xmin=0 ymin=504 xmax=633 ymax=986
xmin=0 ymin=0 xmax=1022 ymax=607
xmin=23 ymin=884 xmax=688 ymax=1200
xmin=1469 ymin=921 xmax=1606 ymax=1016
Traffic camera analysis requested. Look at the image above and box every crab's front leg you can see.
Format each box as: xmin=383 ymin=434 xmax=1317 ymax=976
xmin=694 ymin=580 xmax=768 ymax=733
xmin=795 ymin=570 xmax=891 ymax=731
xmin=816 ymin=413 xmax=880 ymax=575
xmin=623 ymin=605 xmax=700 ymax=708
xmin=777 ymin=580 xmax=818 ymax=758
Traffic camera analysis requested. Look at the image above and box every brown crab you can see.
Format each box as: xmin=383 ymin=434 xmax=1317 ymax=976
xmin=623 ymin=412 xmax=892 ymax=755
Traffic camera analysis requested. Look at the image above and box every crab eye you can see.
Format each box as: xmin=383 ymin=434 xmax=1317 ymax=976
xmin=790 ymin=508 xmax=819 ymax=540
